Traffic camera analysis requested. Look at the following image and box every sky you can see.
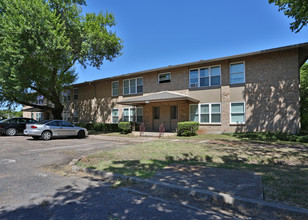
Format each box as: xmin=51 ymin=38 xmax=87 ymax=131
xmin=10 ymin=0 xmax=308 ymax=111
xmin=75 ymin=0 xmax=308 ymax=84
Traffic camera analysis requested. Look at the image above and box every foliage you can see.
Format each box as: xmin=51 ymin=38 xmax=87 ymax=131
xmin=0 ymin=109 xmax=22 ymax=119
xmin=231 ymin=131 xmax=308 ymax=143
xmin=300 ymin=63 xmax=308 ymax=130
xmin=269 ymin=0 xmax=308 ymax=33
xmin=0 ymin=0 xmax=123 ymax=119
xmin=118 ymin=122 xmax=132 ymax=134
xmin=177 ymin=121 xmax=199 ymax=136
xmin=76 ymin=122 xmax=120 ymax=132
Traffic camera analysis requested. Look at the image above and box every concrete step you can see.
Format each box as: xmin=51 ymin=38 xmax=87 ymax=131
xmin=132 ymin=131 xmax=177 ymax=137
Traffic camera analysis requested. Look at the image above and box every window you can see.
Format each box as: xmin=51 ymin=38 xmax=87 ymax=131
xmin=136 ymin=107 xmax=143 ymax=123
xmin=62 ymin=111 xmax=71 ymax=122
xmin=36 ymin=112 xmax=43 ymax=121
xmin=73 ymin=110 xmax=79 ymax=123
xmin=153 ymin=107 xmax=160 ymax=120
xmin=230 ymin=102 xmax=245 ymax=124
xmin=170 ymin=106 xmax=178 ymax=119
xmin=31 ymin=113 xmax=34 ymax=119
xmin=73 ymin=88 xmax=78 ymax=101
xmin=36 ymin=95 xmax=44 ymax=105
xmin=61 ymin=90 xmax=71 ymax=103
xmin=123 ymin=108 xmax=130 ymax=122
xmin=230 ymin=62 xmax=245 ymax=84
xmin=47 ymin=121 xmax=60 ymax=126
xmin=112 ymin=109 xmax=119 ymax=123
xmin=112 ymin=81 xmax=119 ymax=96
xmin=123 ymin=77 xmax=143 ymax=95
xmin=59 ymin=121 xmax=74 ymax=127
xmin=189 ymin=105 xmax=199 ymax=122
xmin=190 ymin=103 xmax=221 ymax=124
xmin=158 ymin=73 xmax=171 ymax=84
xmin=189 ymin=66 xmax=221 ymax=88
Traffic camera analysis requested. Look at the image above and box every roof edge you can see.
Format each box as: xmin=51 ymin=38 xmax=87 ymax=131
xmin=73 ymin=42 xmax=308 ymax=87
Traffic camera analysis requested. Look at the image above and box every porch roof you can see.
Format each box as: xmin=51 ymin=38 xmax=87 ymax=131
xmin=21 ymin=107 xmax=44 ymax=112
xmin=118 ymin=91 xmax=199 ymax=105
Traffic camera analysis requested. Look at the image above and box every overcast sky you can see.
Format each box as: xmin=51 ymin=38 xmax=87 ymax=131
xmin=75 ymin=0 xmax=308 ymax=83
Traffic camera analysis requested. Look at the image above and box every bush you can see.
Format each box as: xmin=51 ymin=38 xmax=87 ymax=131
xmin=118 ymin=122 xmax=132 ymax=134
xmin=76 ymin=123 xmax=120 ymax=133
xmin=232 ymin=131 xmax=308 ymax=143
xmin=177 ymin=121 xmax=199 ymax=136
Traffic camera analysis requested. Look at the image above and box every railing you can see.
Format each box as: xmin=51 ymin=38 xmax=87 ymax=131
xmin=139 ymin=123 xmax=145 ymax=136
xmin=159 ymin=122 xmax=165 ymax=138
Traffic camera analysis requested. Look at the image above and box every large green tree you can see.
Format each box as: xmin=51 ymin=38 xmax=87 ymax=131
xmin=0 ymin=0 xmax=123 ymax=119
xmin=300 ymin=63 xmax=308 ymax=130
xmin=269 ymin=0 xmax=308 ymax=33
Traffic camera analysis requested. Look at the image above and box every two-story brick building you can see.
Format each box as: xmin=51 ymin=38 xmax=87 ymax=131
xmin=23 ymin=43 xmax=308 ymax=134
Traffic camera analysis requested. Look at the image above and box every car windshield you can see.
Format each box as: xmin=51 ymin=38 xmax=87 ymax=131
xmin=0 ymin=118 xmax=12 ymax=123
xmin=37 ymin=120 xmax=52 ymax=124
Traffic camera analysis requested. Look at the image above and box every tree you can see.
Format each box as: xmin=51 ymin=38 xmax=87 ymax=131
xmin=269 ymin=0 xmax=308 ymax=33
xmin=0 ymin=0 xmax=123 ymax=119
xmin=300 ymin=63 xmax=308 ymax=130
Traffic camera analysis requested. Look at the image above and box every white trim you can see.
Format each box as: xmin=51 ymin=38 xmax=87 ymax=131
xmin=158 ymin=72 xmax=171 ymax=84
xmin=230 ymin=61 xmax=245 ymax=84
xmin=111 ymin=81 xmax=119 ymax=97
xmin=189 ymin=103 xmax=221 ymax=124
xmin=230 ymin=102 xmax=246 ymax=124
xmin=111 ymin=108 xmax=119 ymax=123
xmin=189 ymin=65 xmax=221 ymax=88
xmin=123 ymin=77 xmax=143 ymax=95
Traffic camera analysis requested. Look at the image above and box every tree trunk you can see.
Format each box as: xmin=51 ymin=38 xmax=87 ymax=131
xmin=52 ymin=104 xmax=64 ymax=120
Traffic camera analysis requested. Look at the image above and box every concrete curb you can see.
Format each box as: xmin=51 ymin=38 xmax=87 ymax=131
xmin=83 ymin=167 xmax=308 ymax=219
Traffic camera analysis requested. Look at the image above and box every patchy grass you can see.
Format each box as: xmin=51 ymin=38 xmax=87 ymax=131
xmin=78 ymin=138 xmax=308 ymax=209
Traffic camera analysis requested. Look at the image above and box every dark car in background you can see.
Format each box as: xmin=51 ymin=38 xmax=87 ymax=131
xmin=0 ymin=118 xmax=37 ymax=136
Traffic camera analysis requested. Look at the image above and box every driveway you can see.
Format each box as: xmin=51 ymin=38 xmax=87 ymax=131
xmin=0 ymin=135 xmax=233 ymax=219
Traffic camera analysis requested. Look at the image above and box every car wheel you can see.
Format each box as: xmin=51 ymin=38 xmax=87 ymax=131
xmin=41 ymin=131 xmax=52 ymax=140
xmin=6 ymin=128 xmax=17 ymax=136
xmin=77 ymin=130 xmax=85 ymax=138
xmin=32 ymin=136 xmax=40 ymax=140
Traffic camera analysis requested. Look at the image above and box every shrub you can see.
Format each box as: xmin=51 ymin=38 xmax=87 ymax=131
xmin=76 ymin=123 xmax=120 ymax=132
xmin=118 ymin=122 xmax=132 ymax=134
xmin=177 ymin=121 xmax=199 ymax=136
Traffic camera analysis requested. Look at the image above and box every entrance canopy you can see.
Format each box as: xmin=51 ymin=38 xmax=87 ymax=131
xmin=118 ymin=91 xmax=199 ymax=105
xmin=21 ymin=107 xmax=44 ymax=112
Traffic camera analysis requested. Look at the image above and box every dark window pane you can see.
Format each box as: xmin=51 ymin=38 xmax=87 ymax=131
xmin=211 ymin=76 xmax=220 ymax=86
xmin=170 ymin=106 xmax=178 ymax=119
xmin=153 ymin=107 xmax=160 ymax=119
xmin=200 ymin=77 xmax=209 ymax=87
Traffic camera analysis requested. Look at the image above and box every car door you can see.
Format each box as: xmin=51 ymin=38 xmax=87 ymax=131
xmin=46 ymin=121 xmax=61 ymax=136
xmin=16 ymin=118 xmax=28 ymax=132
xmin=59 ymin=121 xmax=76 ymax=136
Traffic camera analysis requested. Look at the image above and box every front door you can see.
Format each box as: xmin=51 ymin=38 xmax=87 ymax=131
xmin=152 ymin=105 xmax=178 ymax=132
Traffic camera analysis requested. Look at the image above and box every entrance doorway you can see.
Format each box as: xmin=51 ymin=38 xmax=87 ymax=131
xmin=153 ymin=105 xmax=178 ymax=132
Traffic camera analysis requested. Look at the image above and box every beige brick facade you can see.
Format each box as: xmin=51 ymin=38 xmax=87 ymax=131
xmin=24 ymin=44 xmax=308 ymax=134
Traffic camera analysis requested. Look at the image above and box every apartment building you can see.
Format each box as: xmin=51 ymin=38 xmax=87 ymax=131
xmin=23 ymin=43 xmax=308 ymax=133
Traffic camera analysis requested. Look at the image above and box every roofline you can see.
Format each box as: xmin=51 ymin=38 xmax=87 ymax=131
xmin=73 ymin=42 xmax=308 ymax=87
xmin=117 ymin=97 xmax=199 ymax=105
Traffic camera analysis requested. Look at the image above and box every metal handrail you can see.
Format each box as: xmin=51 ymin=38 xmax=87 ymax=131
xmin=159 ymin=122 xmax=165 ymax=138
xmin=140 ymin=123 xmax=145 ymax=136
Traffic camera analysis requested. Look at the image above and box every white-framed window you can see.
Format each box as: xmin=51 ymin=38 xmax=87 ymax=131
xmin=73 ymin=110 xmax=79 ymax=123
xmin=73 ymin=88 xmax=78 ymax=101
xmin=36 ymin=95 xmax=44 ymax=105
xmin=112 ymin=81 xmax=119 ymax=96
xmin=122 ymin=107 xmax=143 ymax=123
xmin=158 ymin=73 xmax=171 ymax=84
xmin=190 ymin=103 xmax=221 ymax=124
xmin=230 ymin=62 xmax=245 ymax=84
xmin=230 ymin=102 xmax=245 ymax=124
xmin=36 ymin=112 xmax=44 ymax=121
xmin=189 ymin=66 xmax=221 ymax=88
xmin=62 ymin=111 xmax=71 ymax=122
xmin=112 ymin=109 xmax=119 ymax=123
xmin=61 ymin=90 xmax=71 ymax=103
xmin=123 ymin=77 xmax=143 ymax=95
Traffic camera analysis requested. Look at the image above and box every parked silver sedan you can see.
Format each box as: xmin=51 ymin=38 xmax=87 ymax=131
xmin=24 ymin=120 xmax=88 ymax=140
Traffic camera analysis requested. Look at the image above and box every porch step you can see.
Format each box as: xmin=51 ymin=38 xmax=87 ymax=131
xmin=132 ymin=131 xmax=177 ymax=137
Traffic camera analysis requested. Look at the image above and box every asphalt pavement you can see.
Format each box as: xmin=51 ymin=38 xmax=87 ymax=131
xmin=0 ymin=135 xmax=234 ymax=219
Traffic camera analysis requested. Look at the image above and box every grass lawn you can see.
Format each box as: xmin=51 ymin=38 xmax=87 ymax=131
xmin=77 ymin=135 xmax=308 ymax=209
